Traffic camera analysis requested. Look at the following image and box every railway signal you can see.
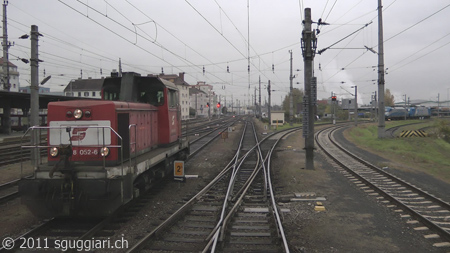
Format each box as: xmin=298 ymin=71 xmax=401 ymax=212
xmin=216 ymin=102 xmax=221 ymax=108
xmin=206 ymin=102 xmax=210 ymax=108
xmin=332 ymin=95 xmax=337 ymax=101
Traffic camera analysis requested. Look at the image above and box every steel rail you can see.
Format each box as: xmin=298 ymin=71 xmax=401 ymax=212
xmin=265 ymin=128 xmax=300 ymax=253
xmin=206 ymin=125 xmax=300 ymax=253
xmin=127 ymin=119 xmax=289 ymax=252
xmin=316 ymin=125 xmax=450 ymax=242
xmin=208 ymin=121 xmax=261 ymax=252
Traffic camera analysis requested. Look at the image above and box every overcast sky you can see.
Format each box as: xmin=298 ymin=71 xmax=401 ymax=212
xmin=7 ymin=0 xmax=450 ymax=106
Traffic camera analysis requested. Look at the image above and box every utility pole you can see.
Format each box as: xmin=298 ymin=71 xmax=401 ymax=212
xmin=371 ymin=94 xmax=374 ymax=121
xmin=331 ymin=92 xmax=336 ymax=125
xmin=377 ymin=0 xmax=386 ymax=138
xmin=259 ymin=76 xmax=262 ymax=119
xmin=238 ymin=99 xmax=241 ymax=115
xmin=374 ymin=91 xmax=378 ymax=122
xmin=301 ymin=8 xmax=317 ymax=170
xmin=438 ymin=93 xmax=440 ymax=117
xmin=267 ymin=80 xmax=271 ymax=125
xmin=218 ymin=95 xmax=221 ymax=119
xmin=208 ymin=90 xmax=211 ymax=120
xmin=254 ymin=86 xmax=256 ymax=116
xmin=289 ymin=50 xmax=294 ymax=126
xmin=1 ymin=1 xmax=11 ymax=135
xmin=231 ymin=94 xmax=233 ymax=115
xmin=195 ymin=92 xmax=198 ymax=118
xmin=404 ymin=94 xmax=407 ymax=120
xmin=30 ymin=25 xmax=40 ymax=167
xmin=2 ymin=0 xmax=10 ymax=91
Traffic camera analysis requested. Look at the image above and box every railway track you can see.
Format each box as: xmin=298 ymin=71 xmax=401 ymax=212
xmin=127 ymin=120 xmax=294 ymax=252
xmin=316 ymin=125 xmax=450 ymax=248
xmin=0 ymin=137 xmax=47 ymax=167
xmin=0 ymin=217 xmax=104 ymax=252
xmin=0 ymin=118 xmax=247 ymax=251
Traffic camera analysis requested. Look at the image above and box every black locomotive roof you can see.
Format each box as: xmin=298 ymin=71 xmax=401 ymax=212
xmin=102 ymin=72 xmax=178 ymax=102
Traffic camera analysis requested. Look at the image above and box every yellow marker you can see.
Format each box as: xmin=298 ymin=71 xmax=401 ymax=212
xmin=174 ymin=161 xmax=184 ymax=177
xmin=315 ymin=206 xmax=326 ymax=211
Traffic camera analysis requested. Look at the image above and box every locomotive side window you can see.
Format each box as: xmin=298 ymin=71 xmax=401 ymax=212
xmin=157 ymin=91 xmax=164 ymax=105
xmin=139 ymin=91 xmax=164 ymax=106
xmin=168 ymin=89 xmax=178 ymax=108
xmin=102 ymin=79 xmax=121 ymax=101
xmin=104 ymin=90 xmax=119 ymax=101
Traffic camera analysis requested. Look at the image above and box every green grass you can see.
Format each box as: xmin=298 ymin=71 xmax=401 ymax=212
xmin=347 ymin=121 xmax=450 ymax=183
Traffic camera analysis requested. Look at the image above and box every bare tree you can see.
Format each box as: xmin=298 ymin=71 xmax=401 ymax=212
xmin=385 ymin=89 xmax=395 ymax=106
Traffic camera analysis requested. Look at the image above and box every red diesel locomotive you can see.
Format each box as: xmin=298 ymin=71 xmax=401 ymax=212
xmin=20 ymin=72 xmax=189 ymax=217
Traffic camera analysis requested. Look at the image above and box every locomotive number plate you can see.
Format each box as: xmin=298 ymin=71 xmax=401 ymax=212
xmin=73 ymin=148 xmax=99 ymax=156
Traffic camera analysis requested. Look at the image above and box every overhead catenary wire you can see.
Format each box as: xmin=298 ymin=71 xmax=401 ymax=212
xmin=58 ymin=0 xmax=235 ymax=87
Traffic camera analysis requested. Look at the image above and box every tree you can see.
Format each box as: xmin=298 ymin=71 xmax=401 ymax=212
xmin=385 ymin=89 xmax=395 ymax=107
xmin=282 ymin=88 xmax=304 ymax=115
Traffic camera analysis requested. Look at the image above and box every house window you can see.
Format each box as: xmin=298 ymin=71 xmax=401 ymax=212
xmin=84 ymin=92 xmax=89 ymax=97
xmin=92 ymin=91 xmax=96 ymax=97
xmin=78 ymin=92 xmax=81 ymax=97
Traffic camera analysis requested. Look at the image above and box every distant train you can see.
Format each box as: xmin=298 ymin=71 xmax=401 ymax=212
xmin=385 ymin=106 xmax=431 ymax=120
xmin=0 ymin=113 xmax=47 ymax=132
xmin=20 ymin=72 xmax=189 ymax=217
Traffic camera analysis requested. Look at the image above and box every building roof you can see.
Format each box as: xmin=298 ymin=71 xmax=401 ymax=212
xmin=189 ymin=87 xmax=207 ymax=95
xmin=0 ymin=57 xmax=17 ymax=68
xmin=64 ymin=78 xmax=104 ymax=92
xmin=158 ymin=72 xmax=190 ymax=86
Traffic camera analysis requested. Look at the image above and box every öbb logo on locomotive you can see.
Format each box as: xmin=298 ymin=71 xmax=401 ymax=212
xmin=70 ymin=127 xmax=88 ymax=141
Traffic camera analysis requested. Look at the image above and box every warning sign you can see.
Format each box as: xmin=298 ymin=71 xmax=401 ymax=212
xmin=399 ymin=130 xmax=427 ymax=138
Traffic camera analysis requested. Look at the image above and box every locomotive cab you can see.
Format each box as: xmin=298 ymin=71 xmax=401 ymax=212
xmin=102 ymin=72 xmax=181 ymax=145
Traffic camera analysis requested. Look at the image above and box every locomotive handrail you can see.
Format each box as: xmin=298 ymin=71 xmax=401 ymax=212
xmin=21 ymin=125 xmax=124 ymax=173
xmin=129 ymin=124 xmax=137 ymax=173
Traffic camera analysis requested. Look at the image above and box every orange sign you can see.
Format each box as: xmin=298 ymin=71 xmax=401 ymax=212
xmin=174 ymin=161 xmax=184 ymax=177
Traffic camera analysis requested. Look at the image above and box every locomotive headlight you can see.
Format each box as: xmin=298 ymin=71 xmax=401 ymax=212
xmin=74 ymin=109 xmax=83 ymax=119
xmin=50 ymin=147 xmax=59 ymax=157
xmin=100 ymin=147 xmax=110 ymax=157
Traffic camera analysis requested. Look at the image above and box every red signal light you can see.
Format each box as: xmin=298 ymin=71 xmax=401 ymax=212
xmin=216 ymin=102 xmax=221 ymax=108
